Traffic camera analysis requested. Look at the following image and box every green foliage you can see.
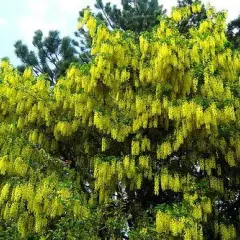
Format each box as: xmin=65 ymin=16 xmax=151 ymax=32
xmin=94 ymin=0 xmax=166 ymax=33
xmin=177 ymin=0 xmax=207 ymax=34
xmin=74 ymin=0 xmax=167 ymax=65
xmin=14 ymin=30 xmax=80 ymax=85
xmin=227 ymin=15 xmax=240 ymax=49
xmin=1 ymin=2 xmax=240 ymax=240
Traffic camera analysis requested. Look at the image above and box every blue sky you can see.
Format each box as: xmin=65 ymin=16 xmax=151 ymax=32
xmin=0 ymin=0 xmax=240 ymax=66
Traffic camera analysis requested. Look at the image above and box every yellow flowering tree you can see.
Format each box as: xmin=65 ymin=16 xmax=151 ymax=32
xmin=0 ymin=2 xmax=240 ymax=239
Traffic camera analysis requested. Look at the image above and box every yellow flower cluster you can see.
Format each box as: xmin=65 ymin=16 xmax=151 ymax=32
xmin=101 ymin=137 xmax=108 ymax=152
xmin=157 ymin=142 xmax=172 ymax=159
xmin=0 ymin=2 xmax=239 ymax=238
xmin=225 ymin=150 xmax=236 ymax=167
xmin=209 ymin=176 xmax=224 ymax=193
xmin=199 ymin=156 xmax=216 ymax=175
xmin=215 ymin=223 xmax=237 ymax=240
xmin=160 ymin=168 xmax=183 ymax=192
xmin=156 ymin=211 xmax=203 ymax=240
xmin=131 ymin=140 xmax=140 ymax=156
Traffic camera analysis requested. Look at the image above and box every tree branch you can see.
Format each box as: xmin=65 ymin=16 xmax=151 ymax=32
xmin=99 ymin=5 xmax=114 ymax=29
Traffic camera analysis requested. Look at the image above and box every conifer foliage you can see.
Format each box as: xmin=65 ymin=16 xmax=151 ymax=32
xmin=94 ymin=0 xmax=166 ymax=33
xmin=0 ymin=2 xmax=240 ymax=239
xmin=227 ymin=15 xmax=240 ymax=49
xmin=14 ymin=30 xmax=79 ymax=85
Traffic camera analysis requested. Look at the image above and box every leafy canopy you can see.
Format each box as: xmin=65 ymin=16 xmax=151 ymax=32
xmin=0 ymin=2 xmax=240 ymax=239
xmin=14 ymin=30 xmax=80 ymax=85
xmin=94 ymin=0 xmax=166 ymax=33
xmin=227 ymin=14 xmax=240 ymax=49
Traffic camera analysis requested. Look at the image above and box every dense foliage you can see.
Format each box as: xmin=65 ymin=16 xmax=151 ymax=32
xmin=74 ymin=0 xmax=167 ymax=70
xmin=14 ymin=30 xmax=80 ymax=85
xmin=0 ymin=2 xmax=240 ymax=239
xmin=177 ymin=0 xmax=207 ymax=34
xmin=14 ymin=0 xmax=167 ymax=85
xmin=93 ymin=0 xmax=166 ymax=33
xmin=227 ymin=14 xmax=240 ymax=49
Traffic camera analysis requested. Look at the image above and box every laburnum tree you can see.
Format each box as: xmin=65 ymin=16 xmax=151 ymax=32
xmin=0 ymin=2 xmax=240 ymax=240
xmin=177 ymin=0 xmax=207 ymax=34
xmin=74 ymin=0 xmax=206 ymax=67
xmin=74 ymin=0 xmax=167 ymax=68
xmin=14 ymin=30 xmax=80 ymax=85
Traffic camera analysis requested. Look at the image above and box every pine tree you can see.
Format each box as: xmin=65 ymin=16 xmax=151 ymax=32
xmin=227 ymin=15 xmax=240 ymax=49
xmin=94 ymin=0 xmax=166 ymax=33
xmin=14 ymin=30 xmax=80 ymax=85
xmin=0 ymin=3 xmax=240 ymax=239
